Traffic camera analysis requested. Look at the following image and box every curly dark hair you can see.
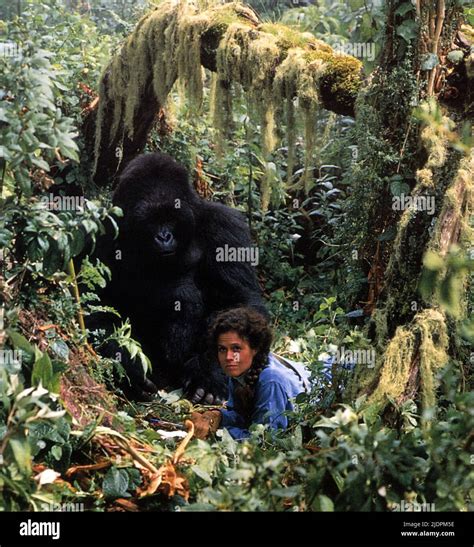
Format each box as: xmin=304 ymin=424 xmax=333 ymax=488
xmin=209 ymin=307 xmax=272 ymax=419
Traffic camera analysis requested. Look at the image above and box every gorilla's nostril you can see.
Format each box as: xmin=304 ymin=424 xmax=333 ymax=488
xmin=155 ymin=232 xmax=173 ymax=245
xmin=156 ymin=231 xmax=173 ymax=244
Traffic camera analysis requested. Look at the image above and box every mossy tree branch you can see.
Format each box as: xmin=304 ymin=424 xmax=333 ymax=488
xmin=83 ymin=1 xmax=363 ymax=186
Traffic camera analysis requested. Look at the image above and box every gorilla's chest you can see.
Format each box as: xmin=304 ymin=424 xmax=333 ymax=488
xmin=126 ymin=276 xmax=205 ymax=365
xmin=121 ymin=274 xmax=204 ymax=321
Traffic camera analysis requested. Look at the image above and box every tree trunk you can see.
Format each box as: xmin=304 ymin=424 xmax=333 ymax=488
xmin=345 ymin=0 xmax=473 ymax=419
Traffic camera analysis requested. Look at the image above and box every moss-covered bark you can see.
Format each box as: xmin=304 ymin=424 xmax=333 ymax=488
xmin=344 ymin=0 xmax=473 ymax=418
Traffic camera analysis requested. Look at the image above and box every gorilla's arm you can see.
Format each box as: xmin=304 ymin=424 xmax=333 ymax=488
xmin=83 ymin=220 xmax=158 ymax=400
xmin=198 ymin=201 xmax=267 ymax=317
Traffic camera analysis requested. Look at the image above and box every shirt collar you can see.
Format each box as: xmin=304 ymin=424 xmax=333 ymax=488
xmin=232 ymin=371 xmax=250 ymax=386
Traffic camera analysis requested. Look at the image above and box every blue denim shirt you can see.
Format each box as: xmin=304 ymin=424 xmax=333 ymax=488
xmin=220 ymin=353 xmax=309 ymax=440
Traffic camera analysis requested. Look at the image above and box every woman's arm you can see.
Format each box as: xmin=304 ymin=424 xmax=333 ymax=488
xmin=219 ymin=383 xmax=249 ymax=439
xmin=220 ymin=381 xmax=290 ymax=440
xmin=252 ymin=381 xmax=290 ymax=429
xmin=220 ymin=408 xmax=251 ymax=440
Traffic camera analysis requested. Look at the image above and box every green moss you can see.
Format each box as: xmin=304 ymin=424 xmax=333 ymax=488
xmin=312 ymin=51 xmax=362 ymax=96
xmin=258 ymin=22 xmax=331 ymax=53
xmin=367 ymin=309 xmax=448 ymax=425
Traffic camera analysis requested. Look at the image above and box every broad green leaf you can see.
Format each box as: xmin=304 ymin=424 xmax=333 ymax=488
xmin=31 ymin=157 xmax=50 ymax=171
xmin=125 ymin=468 xmax=142 ymax=490
xmin=447 ymin=50 xmax=464 ymax=64
xmin=103 ymin=467 xmax=130 ymax=500
xmin=313 ymin=494 xmax=334 ymax=512
xmin=225 ymin=469 xmax=254 ymax=481
xmin=420 ymin=53 xmax=439 ymax=70
xmin=32 ymin=352 xmax=53 ymax=389
xmin=270 ymin=485 xmax=301 ymax=498
xmin=50 ymin=340 xmax=69 ymax=362
xmin=395 ymin=2 xmax=415 ymax=16
xmin=7 ymin=330 xmax=36 ymax=365
xmin=191 ymin=465 xmax=212 ymax=484
xmin=439 ymin=274 xmax=462 ymax=318
xmin=51 ymin=445 xmax=62 ymax=461
xmin=389 ymin=175 xmax=410 ymax=197
xmin=396 ymin=20 xmax=418 ymax=42
xmin=418 ymin=268 xmax=439 ymax=300
xmin=8 ymin=432 xmax=32 ymax=474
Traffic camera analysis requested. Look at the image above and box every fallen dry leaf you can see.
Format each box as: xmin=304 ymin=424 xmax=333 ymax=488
xmin=159 ymin=462 xmax=190 ymax=501
xmin=65 ymin=461 xmax=111 ymax=479
xmin=137 ymin=462 xmax=189 ymax=501
xmin=114 ymin=498 xmax=140 ymax=512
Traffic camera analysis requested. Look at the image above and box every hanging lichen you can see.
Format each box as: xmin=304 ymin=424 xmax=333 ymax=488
xmin=273 ymin=48 xmax=326 ymax=192
xmin=210 ymin=73 xmax=234 ymax=156
xmin=367 ymin=309 xmax=449 ymax=424
xmin=93 ymin=0 xmax=183 ymax=175
xmin=151 ymin=3 xmax=182 ymax=105
xmin=285 ymin=98 xmax=296 ymax=185
xmin=93 ymin=0 xmax=363 ymax=204
xmin=417 ymin=310 xmax=449 ymax=414
xmin=406 ymin=100 xmax=451 ymax=193
xmin=177 ymin=10 xmax=210 ymax=110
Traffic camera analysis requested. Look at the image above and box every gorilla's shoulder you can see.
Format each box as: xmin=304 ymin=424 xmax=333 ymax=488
xmin=201 ymin=200 xmax=246 ymax=220
xmin=198 ymin=201 xmax=251 ymax=245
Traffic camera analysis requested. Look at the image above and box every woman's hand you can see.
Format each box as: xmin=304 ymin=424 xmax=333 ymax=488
xmin=190 ymin=410 xmax=222 ymax=440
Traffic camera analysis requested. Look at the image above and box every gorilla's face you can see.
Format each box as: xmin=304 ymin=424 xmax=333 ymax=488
xmin=113 ymin=153 xmax=202 ymax=268
xmin=128 ymin=199 xmax=196 ymax=261
xmin=151 ymin=213 xmax=178 ymax=256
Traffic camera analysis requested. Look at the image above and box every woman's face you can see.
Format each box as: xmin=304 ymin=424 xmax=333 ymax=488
xmin=217 ymin=330 xmax=257 ymax=378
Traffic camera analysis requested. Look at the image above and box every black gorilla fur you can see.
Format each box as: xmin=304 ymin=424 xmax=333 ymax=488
xmin=91 ymin=152 xmax=267 ymax=402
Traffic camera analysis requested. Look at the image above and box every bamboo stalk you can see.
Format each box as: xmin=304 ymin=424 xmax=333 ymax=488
xmin=67 ymin=258 xmax=87 ymax=338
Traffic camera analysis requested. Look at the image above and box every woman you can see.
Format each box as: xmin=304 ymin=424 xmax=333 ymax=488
xmin=190 ymin=307 xmax=310 ymax=440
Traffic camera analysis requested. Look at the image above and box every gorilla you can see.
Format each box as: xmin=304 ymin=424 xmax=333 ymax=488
xmin=90 ymin=152 xmax=267 ymax=402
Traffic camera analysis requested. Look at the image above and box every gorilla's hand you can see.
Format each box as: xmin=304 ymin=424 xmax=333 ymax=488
xmin=114 ymin=346 xmax=158 ymax=401
xmin=125 ymin=369 xmax=158 ymax=402
xmin=182 ymin=355 xmax=228 ymax=405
